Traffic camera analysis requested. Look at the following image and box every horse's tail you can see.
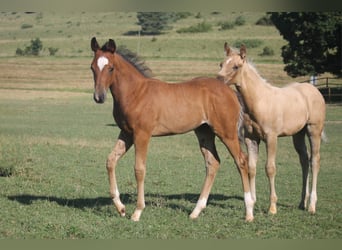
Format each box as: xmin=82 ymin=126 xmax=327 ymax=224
xmin=235 ymin=90 xmax=246 ymax=144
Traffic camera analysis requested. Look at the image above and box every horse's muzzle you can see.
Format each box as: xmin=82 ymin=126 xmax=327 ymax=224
xmin=216 ymin=75 xmax=225 ymax=82
xmin=93 ymin=92 xmax=106 ymax=104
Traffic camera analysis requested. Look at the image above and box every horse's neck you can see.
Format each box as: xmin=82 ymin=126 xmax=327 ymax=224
xmin=110 ymin=56 xmax=147 ymax=103
xmin=238 ymin=63 xmax=272 ymax=114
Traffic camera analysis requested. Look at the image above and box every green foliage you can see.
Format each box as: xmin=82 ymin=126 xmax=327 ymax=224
xmin=260 ymin=46 xmax=275 ymax=56
xmin=233 ymin=38 xmax=263 ymax=48
xmin=177 ymin=21 xmax=212 ymax=33
xmin=218 ymin=21 xmax=235 ymax=30
xmin=195 ymin=12 xmax=202 ymax=19
xmin=16 ymin=38 xmax=43 ymax=56
xmin=173 ymin=12 xmax=192 ymax=20
xmin=20 ymin=23 xmax=33 ymax=29
xmin=270 ymin=12 xmax=341 ymax=77
xmin=256 ymin=15 xmax=273 ymax=26
xmin=0 ymin=165 xmax=14 ymax=177
xmin=48 ymin=47 xmax=59 ymax=56
xmin=219 ymin=16 xmax=245 ymax=31
xmin=137 ymin=12 xmax=173 ymax=35
xmin=234 ymin=15 xmax=246 ymax=26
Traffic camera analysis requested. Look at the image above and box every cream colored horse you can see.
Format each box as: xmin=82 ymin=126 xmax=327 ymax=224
xmin=218 ymin=43 xmax=326 ymax=215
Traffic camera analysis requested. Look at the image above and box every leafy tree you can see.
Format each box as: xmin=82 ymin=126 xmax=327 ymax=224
xmin=29 ymin=38 xmax=43 ymax=56
xmin=270 ymin=12 xmax=341 ymax=77
xmin=16 ymin=38 xmax=43 ymax=56
xmin=137 ymin=12 xmax=173 ymax=35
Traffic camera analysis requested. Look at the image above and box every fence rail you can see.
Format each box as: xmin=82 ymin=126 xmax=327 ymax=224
xmin=300 ymin=77 xmax=342 ymax=103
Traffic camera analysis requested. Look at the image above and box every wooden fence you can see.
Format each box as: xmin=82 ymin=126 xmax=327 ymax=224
xmin=301 ymin=77 xmax=342 ymax=103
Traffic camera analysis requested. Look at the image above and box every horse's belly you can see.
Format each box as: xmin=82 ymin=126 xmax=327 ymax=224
xmin=278 ymin=116 xmax=307 ymax=136
xmin=151 ymin=116 xmax=206 ymax=136
xmin=151 ymin=123 xmax=196 ymax=136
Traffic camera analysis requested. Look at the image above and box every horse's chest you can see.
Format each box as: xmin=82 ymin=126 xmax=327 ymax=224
xmin=113 ymin=105 xmax=133 ymax=133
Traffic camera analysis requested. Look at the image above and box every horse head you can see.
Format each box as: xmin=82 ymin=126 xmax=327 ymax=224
xmin=90 ymin=37 xmax=116 ymax=104
xmin=217 ymin=42 xmax=247 ymax=85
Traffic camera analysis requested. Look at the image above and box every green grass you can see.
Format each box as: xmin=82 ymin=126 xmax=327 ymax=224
xmin=0 ymin=12 xmax=284 ymax=62
xmin=0 ymin=96 xmax=341 ymax=239
xmin=0 ymin=11 xmax=341 ymax=239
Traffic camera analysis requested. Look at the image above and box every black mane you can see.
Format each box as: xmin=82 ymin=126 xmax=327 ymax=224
xmin=101 ymin=41 xmax=152 ymax=78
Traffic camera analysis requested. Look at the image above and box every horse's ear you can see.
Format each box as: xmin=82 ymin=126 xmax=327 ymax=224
xmin=240 ymin=44 xmax=247 ymax=60
xmin=224 ymin=42 xmax=231 ymax=55
xmin=91 ymin=37 xmax=99 ymax=52
xmin=106 ymin=39 xmax=116 ymax=54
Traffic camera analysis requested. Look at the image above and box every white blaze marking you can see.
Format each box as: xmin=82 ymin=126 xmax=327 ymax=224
xmin=225 ymin=58 xmax=232 ymax=65
xmin=97 ymin=56 xmax=109 ymax=71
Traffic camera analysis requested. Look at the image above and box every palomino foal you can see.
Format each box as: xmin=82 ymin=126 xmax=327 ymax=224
xmin=90 ymin=37 xmax=254 ymax=222
xmin=218 ymin=43 xmax=326 ymax=215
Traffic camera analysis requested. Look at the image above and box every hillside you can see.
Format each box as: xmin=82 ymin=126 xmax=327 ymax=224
xmin=0 ymin=12 xmax=318 ymax=85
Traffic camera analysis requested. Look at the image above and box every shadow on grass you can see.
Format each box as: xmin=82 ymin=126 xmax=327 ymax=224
xmin=7 ymin=193 xmax=243 ymax=212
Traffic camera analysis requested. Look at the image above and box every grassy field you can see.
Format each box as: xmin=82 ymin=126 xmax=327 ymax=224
xmin=0 ymin=12 xmax=341 ymax=239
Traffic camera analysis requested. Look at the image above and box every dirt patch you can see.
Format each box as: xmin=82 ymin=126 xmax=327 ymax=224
xmin=0 ymin=89 xmax=88 ymax=101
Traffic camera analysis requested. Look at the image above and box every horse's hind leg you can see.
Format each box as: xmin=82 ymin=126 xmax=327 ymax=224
xmin=190 ymin=125 xmax=221 ymax=219
xmin=307 ymin=124 xmax=323 ymax=214
xmin=107 ymin=131 xmax=133 ymax=217
xmin=292 ymin=129 xmax=310 ymax=210
xmin=265 ymin=135 xmax=278 ymax=214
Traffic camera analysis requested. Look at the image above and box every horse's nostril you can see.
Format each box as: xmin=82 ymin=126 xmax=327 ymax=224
xmin=94 ymin=93 xmax=105 ymax=104
xmin=217 ymin=75 xmax=224 ymax=82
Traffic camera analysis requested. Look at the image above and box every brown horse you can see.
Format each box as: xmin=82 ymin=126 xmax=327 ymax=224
xmin=90 ymin=37 xmax=254 ymax=222
xmin=218 ymin=43 xmax=326 ymax=215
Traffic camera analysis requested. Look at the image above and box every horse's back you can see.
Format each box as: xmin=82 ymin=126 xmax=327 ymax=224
xmin=146 ymin=77 xmax=241 ymax=136
xmin=290 ymin=82 xmax=326 ymax=124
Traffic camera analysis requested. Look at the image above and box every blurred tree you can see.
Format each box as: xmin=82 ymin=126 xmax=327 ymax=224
xmin=137 ymin=12 xmax=173 ymax=35
xmin=270 ymin=12 xmax=341 ymax=77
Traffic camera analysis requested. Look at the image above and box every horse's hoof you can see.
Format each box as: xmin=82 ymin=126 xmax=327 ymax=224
xmin=189 ymin=214 xmax=198 ymax=220
xmin=245 ymin=215 xmax=254 ymax=222
xmin=269 ymin=205 xmax=277 ymax=215
xmin=131 ymin=209 xmax=142 ymax=221
xmin=116 ymin=206 xmax=126 ymax=217
xmin=308 ymin=206 xmax=316 ymax=214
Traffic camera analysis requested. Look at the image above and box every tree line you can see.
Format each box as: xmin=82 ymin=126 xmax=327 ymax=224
xmin=137 ymin=12 xmax=341 ymax=78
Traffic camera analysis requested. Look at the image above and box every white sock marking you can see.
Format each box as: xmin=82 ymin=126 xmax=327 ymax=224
xmin=197 ymin=198 xmax=207 ymax=209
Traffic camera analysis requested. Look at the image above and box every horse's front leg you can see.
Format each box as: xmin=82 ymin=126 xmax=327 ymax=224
xmin=131 ymin=131 xmax=150 ymax=222
xmin=107 ymin=131 xmax=133 ymax=217
xmin=265 ymin=135 xmax=278 ymax=214
xmin=245 ymin=137 xmax=260 ymax=203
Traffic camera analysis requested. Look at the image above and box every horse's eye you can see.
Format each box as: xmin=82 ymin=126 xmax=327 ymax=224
xmin=108 ymin=67 xmax=114 ymax=72
xmin=233 ymin=65 xmax=239 ymax=70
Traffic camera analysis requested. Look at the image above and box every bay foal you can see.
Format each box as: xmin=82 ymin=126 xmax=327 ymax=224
xmin=90 ymin=37 xmax=254 ymax=221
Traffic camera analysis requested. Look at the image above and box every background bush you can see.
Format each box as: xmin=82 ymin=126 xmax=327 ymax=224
xmin=20 ymin=23 xmax=33 ymax=29
xmin=219 ymin=21 xmax=235 ymax=30
xmin=16 ymin=38 xmax=43 ymax=56
xmin=256 ymin=15 xmax=273 ymax=26
xmin=234 ymin=15 xmax=246 ymax=26
xmin=260 ymin=46 xmax=275 ymax=56
xmin=48 ymin=47 xmax=59 ymax=56
xmin=177 ymin=21 xmax=212 ymax=33
xmin=233 ymin=39 xmax=263 ymax=48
